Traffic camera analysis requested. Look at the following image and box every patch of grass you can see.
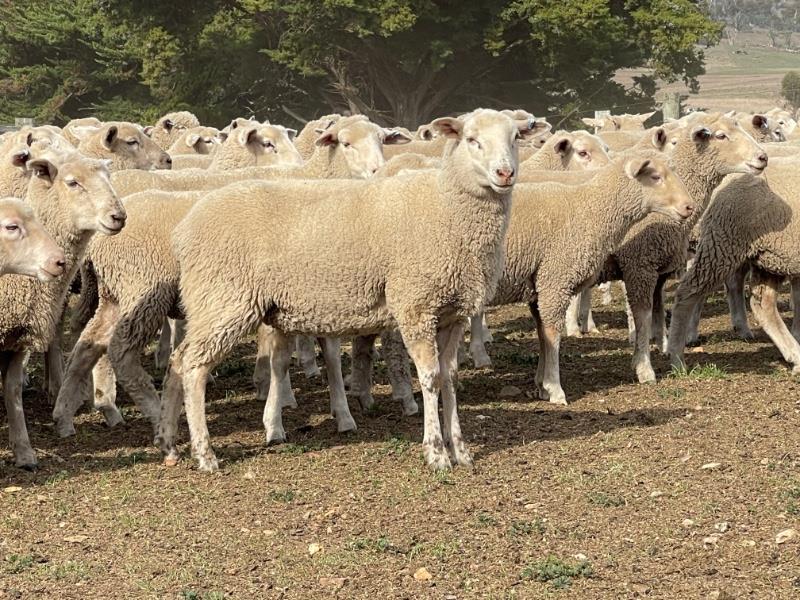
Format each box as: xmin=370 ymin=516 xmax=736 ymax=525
xmin=182 ymin=592 xmax=225 ymax=600
xmin=476 ymin=512 xmax=497 ymax=527
xmin=669 ymin=363 xmax=728 ymax=380
xmin=657 ymin=387 xmax=685 ymax=400
xmin=276 ymin=443 xmax=310 ymax=455
xmin=782 ymin=482 xmax=800 ymax=515
xmin=45 ymin=560 xmax=89 ymax=582
xmin=5 ymin=554 xmax=34 ymax=574
xmin=384 ymin=435 xmax=411 ymax=456
xmin=346 ymin=536 xmax=393 ymax=553
xmin=433 ymin=470 xmax=455 ymax=486
xmin=114 ymin=450 xmax=149 ymax=468
xmin=586 ymin=491 xmax=625 ymax=508
xmin=509 ymin=519 xmax=546 ymax=537
xmin=45 ymin=470 xmax=70 ymax=486
xmin=268 ymin=489 xmax=295 ymax=503
xmin=521 ymin=555 xmax=594 ymax=589
xmin=430 ymin=539 xmax=460 ymax=560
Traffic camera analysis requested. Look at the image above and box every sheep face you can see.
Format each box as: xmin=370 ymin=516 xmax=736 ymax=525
xmin=28 ymin=157 xmax=127 ymax=236
xmin=689 ymin=116 xmax=768 ymax=176
xmin=433 ymin=110 xmax=550 ymax=194
xmin=552 ymin=130 xmax=610 ymax=170
xmin=238 ymin=124 xmax=303 ymax=167
xmin=625 ymin=156 xmax=694 ymax=221
xmin=0 ymin=198 xmax=65 ymax=281
xmin=89 ymin=123 xmax=172 ymax=171
xmin=171 ymin=126 xmax=221 ymax=156
xmin=767 ymin=109 xmax=797 ymax=140
xmin=146 ymin=111 xmax=201 ymax=150
xmin=315 ymin=118 xmax=412 ymax=178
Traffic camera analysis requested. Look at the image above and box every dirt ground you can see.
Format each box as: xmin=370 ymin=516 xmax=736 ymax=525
xmin=1 ymin=284 xmax=800 ymax=599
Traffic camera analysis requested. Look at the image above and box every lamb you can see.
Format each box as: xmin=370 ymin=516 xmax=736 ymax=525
xmin=77 ymin=122 xmax=172 ymax=171
xmin=167 ymin=126 xmax=221 ymax=156
xmin=53 ymin=114 xmax=411 ymax=437
xmin=484 ymin=154 xmax=693 ymax=406
xmin=582 ymin=116 xmax=767 ymax=383
xmin=667 ymin=166 xmax=800 ymax=374
xmin=145 ymin=111 xmax=201 ymax=150
xmin=582 ymin=112 xmax=655 ymax=132
xmin=156 ymin=109 xmax=544 ymax=472
xmin=0 ymin=197 xmax=65 ymax=280
xmin=0 ymin=154 xmax=126 ymax=468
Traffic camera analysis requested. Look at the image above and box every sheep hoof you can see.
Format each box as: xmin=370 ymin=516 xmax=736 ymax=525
xmin=536 ymin=387 xmax=549 ymax=401
xmin=792 ymin=365 xmax=800 ymax=376
xmin=564 ymin=326 xmax=580 ymax=338
xmin=358 ymin=394 xmax=375 ymax=412
xmin=99 ymin=406 xmax=125 ymax=428
xmin=636 ymin=367 xmax=657 ymax=384
xmin=302 ymin=364 xmax=321 ymax=379
xmin=196 ymin=453 xmax=219 ymax=473
xmin=163 ymin=455 xmax=179 ymax=468
xmin=17 ymin=461 xmax=38 ymax=472
xmin=424 ymin=444 xmax=452 ymax=472
xmin=336 ymin=415 xmax=357 ymax=433
xmin=400 ymin=395 xmax=419 ymax=416
xmin=448 ymin=439 xmax=473 ymax=468
xmin=735 ymin=327 xmax=755 ymax=341
xmin=280 ymin=392 xmax=298 ymax=409
xmin=472 ymin=353 xmax=492 ymax=369
xmin=548 ymin=393 xmax=568 ymax=406
xmin=265 ymin=429 xmax=287 ymax=445
xmin=54 ymin=419 xmax=76 ymax=438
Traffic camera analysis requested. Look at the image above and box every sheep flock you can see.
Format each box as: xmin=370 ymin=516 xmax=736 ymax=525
xmin=2 ymin=103 xmax=800 ymax=480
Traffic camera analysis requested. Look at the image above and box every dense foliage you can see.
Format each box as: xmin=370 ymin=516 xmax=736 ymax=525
xmin=0 ymin=1 xmax=722 ymax=127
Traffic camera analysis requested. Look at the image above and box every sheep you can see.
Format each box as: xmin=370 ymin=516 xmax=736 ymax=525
xmin=667 ymin=167 xmax=800 ymax=374
xmin=765 ymin=107 xmax=798 ymax=139
xmin=207 ymin=123 xmax=299 ymax=171
xmin=519 ymin=130 xmax=610 ymax=175
xmin=0 ymin=127 xmax=76 ymax=197
xmin=485 ymin=154 xmax=694 ymax=406
xmin=53 ymin=114 xmax=412 ymax=437
xmin=145 ymin=111 xmax=201 ymax=150
xmin=383 ymin=135 xmax=449 ymax=159
xmin=294 ymin=115 xmax=341 ymax=159
xmin=171 ymin=154 xmax=214 ymax=170
xmin=0 ymin=154 xmax=126 ymax=468
xmin=62 ymin=117 xmax=102 ymax=147
xmin=77 ymin=122 xmax=172 ymax=171
xmin=582 ymin=116 xmax=767 ymax=383
xmin=0 ymin=197 xmax=65 ymax=280
xmin=110 ymin=116 xmax=408 ymax=196
xmin=599 ymin=130 xmax=647 ymax=153
xmin=167 ymin=126 xmax=221 ymax=156
xmin=154 ymin=109 xmax=545 ymax=473
xmin=730 ymin=113 xmax=781 ymax=143
xmin=375 ymin=153 xmax=440 ymax=177
xmin=582 ymin=112 xmax=656 ymax=132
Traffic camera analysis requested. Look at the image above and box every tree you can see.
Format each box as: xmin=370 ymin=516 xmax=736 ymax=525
xmin=0 ymin=1 xmax=723 ymax=128
xmin=782 ymin=71 xmax=800 ymax=109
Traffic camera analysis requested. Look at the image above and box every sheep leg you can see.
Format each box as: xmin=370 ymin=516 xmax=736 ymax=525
xmin=625 ymin=294 xmax=636 ymax=344
xmin=750 ymin=271 xmax=800 ymax=372
xmin=792 ymin=278 xmax=800 ymax=342
xmin=350 ymin=334 xmax=377 ymax=411
xmin=438 ymin=322 xmax=472 ymax=467
xmin=403 ymin=332 xmax=450 ymax=471
xmin=381 ymin=329 xmax=418 ymax=416
xmin=469 ymin=313 xmax=492 ymax=368
xmin=530 ymin=303 xmax=566 ymax=405
xmin=599 ymin=281 xmax=613 ymax=305
xmin=92 ymin=355 xmax=122 ymax=428
xmin=295 ymin=335 xmax=320 ymax=379
xmin=44 ymin=333 xmax=65 ymax=403
xmin=182 ymin=360 xmax=217 ymax=471
xmin=726 ymin=263 xmax=753 ymax=340
xmin=155 ymin=320 xmax=172 ymax=371
xmin=685 ymin=296 xmax=705 ymax=346
xmin=565 ymin=295 xmax=581 ymax=337
xmin=532 ymin=304 xmax=547 ymax=399
xmin=631 ymin=301 xmax=656 ymax=384
xmin=4 ymin=351 xmax=36 ymax=469
xmin=262 ymin=330 xmax=292 ymax=445
xmin=53 ymin=299 xmax=120 ymax=437
xmin=579 ymin=288 xmax=597 ymax=334
xmin=652 ymin=276 xmax=668 ymax=353
xmin=253 ymin=324 xmax=296 ymax=408
xmin=481 ymin=313 xmax=493 ymax=343
xmin=318 ymin=337 xmax=356 ymax=433
xmin=668 ymin=290 xmax=707 ymax=370
xmin=157 ymin=346 xmax=184 ymax=467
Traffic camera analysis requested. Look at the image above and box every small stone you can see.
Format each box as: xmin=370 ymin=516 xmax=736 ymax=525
xmin=413 ymin=567 xmax=433 ymax=581
xmin=776 ymin=528 xmax=797 ymax=544
xmin=741 ymin=539 xmax=756 ymax=547
xmin=700 ymin=462 xmax=722 ymax=471
xmin=63 ymin=535 xmax=87 ymax=544
xmin=573 ymin=553 xmax=587 ymax=561
xmin=499 ymin=385 xmax=522 ymax=398
xmin=682 ymin=519 xmax=695 ymax=527
xmin=629 ymin=583 xmax=651 ymax=595
xmin=714 ymin=522 xmax=729 ymax=533
xmin=326 ymin=526 xmax=333 ymax=534
xmin=36 ymin=495 xmax=47 ymax=503
xmin=524 ymin=503 xmax=536 ymax=510
xmin=303 ymin=511 xmax=311 ymax=520
xmin=760 ymin=458 xmax=770 ymax=466
xmin=708 ymin=590 xmax=734 ymax=600
xmin=263 ymin=529 xmax=276 ymax=537
xmin=650 ymin=490 xmax=664 ymax=498
xmin=2 ymin=486 xmax=22 ymax=494
xmin=703 ymin=534 xmax=720 ymax=547
xmin=308 ymin=543 xmax=322 ymax=556
xmin=243 ymin=470 xmax=256 ymax=480
xmin=475 ymin=414 xmax=490 ymax=421
xmin=690 ymin=346 xmax=705 ymax=353
xmin=319 ymin=577 xmax=345 ymax=590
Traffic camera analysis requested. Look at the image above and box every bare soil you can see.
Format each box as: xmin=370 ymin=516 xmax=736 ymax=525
xmin=1 ymin=284 xmax=800 ymax=599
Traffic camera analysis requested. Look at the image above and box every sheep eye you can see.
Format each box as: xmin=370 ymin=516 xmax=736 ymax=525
xmin=467 ymin=137 xmax=481 ymax=149
xmin=66 ymin=180 xmax=80 ymax=188
xmin=5 ymin=224 xmax=18 ymax=232
xmin=715 ymin=132 xmax=727 ymax=140
xmin=650 ymin=174 xmax=662 ymax=183
xmin=342 ymin=141 xmax=351 ymax=148
xmin=578 ymin=150 xmax=589 ymax=158
xmin=126 ymin=140 xmax=138 ymax=146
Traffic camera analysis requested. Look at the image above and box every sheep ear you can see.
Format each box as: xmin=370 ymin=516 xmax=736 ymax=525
xmin=315 ymin=131 xmax=338 ymax=147
xmin=25 ymin=132 xmax=33 ymax=147
xmin=752 ymin=114 xmax=768 ymax=130
xmin=239 ymin=127 xmax=258 ymax=147
xmin=103 ymin=125 xmax=118 ymax=149
xmin=691 ymin=126 xmax=712 ymax=144
xmin=624 ymin=157 xmax=652 ymax=180
xmin=383 ymin=129 xmax=412 ymax=145
xmin=186 ymin=134 xmax=201 ymax=148
xmin=284 ymin=128 xmax=297 ymax=141
xmin=11 ymin=149 xmax=30 ymax=168
xmin=520 ymin=119 xmax=551 ymax=138
xmin=28 ymin=159 xmax=57 ymax=185
xmin=143 ymin=126 xmax=154 ymax=137
xmin=216 ymin=131 xmax=228 ymax=143
xmin=229 ymin=119 xmax=240 ymax=131
xmin=431 ymin=117 xmax=462 ymax=139
xmin=418 ymin=126 xmax=434 ymax=141
xmin=652 ymin=127 xmax=669 ymax=151
xmin=554 ymin=137 xmax=572 ymax=155
xmin=162 ymin=118 xmax=174 ymax=131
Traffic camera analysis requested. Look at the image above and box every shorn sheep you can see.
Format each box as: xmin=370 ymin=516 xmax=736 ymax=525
xmin=0 ymin=197 xmax=65 ymax=279
xmin=157 ymin=109 xmax=546 ymax=472
xmin=0 ymin=154 xmax=126 ymax=468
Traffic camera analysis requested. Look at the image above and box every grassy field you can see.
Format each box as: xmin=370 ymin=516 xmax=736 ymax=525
xmin=617 ymin=30 xmax=800 ymax=113
xmin=2 ymin=284 xmax=800 ymax=598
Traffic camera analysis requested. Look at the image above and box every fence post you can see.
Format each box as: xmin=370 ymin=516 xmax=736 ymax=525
xmin=660 ymin=93 xmax=682 ymax=122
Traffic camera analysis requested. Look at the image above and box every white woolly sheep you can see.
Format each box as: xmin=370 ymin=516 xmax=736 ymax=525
xmin=0 ymin=197 xmax=65 ymax=280
xmin=167 ymin=126 xmax=221 ymax=156
xmin=145 ymin=111 xmax=201 ymax=150
xmin=582 ymin=112 xmax=655 ymax=132
xmin=77 ymin=122 xmax=172 ymax=171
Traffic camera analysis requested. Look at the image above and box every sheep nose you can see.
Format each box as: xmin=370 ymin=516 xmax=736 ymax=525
xmin=495 ymin=167 xmax=514 ymax=182
xmin=111 ymin=212 xmax=126 ymax=225
xmin=47 ymin=253 xmax=66 ymax=275
xmin=758 ymin=153 xmax=768 ymax=165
